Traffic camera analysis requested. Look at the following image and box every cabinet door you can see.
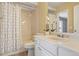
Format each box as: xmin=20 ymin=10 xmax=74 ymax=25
xmin=34 ymin=37 xmax=41 ymax=56
xmin=40 ymin=47 xmax=53 ymax=56
xmin=58 ymin=47 xmax=79 ymax=56
xmin=74 ymin=5 xmax=79 ymax=33
xmin=35 ymin=46 xmax=41 ymax=56
xmin=35 ymin=39 xmax=41 ymax=56
xmin=40 ymin=40 xmax=57 ymax=55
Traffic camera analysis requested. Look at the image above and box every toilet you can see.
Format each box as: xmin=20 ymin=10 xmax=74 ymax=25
xmin=24 ymin=41 xmax=34 ymax=56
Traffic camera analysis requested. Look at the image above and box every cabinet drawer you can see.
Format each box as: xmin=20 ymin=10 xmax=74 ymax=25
xmin=40 ymin=40 xmax=57 ymax=56
xmin=58 ymin=47 xmax=79 ymax=56
xmin=40 ymin=47 xmax=53 ymax=56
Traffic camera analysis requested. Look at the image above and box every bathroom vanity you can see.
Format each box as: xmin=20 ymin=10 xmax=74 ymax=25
xmin=34 ymin=35 xmax=79 ymax=56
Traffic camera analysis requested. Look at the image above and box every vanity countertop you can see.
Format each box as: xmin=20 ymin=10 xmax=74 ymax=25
xmin=34 ymin=34 xmax=79 ymax=53
xmin=60 ymin=39 xmax=79 ymax=53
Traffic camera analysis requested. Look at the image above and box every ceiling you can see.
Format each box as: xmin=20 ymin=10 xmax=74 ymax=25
xmin=48 ymin=2 xmax=65 ymax=8
xmin=20 ymin=2 xmax=78 ymax=11
xmin=20 ymin=2 xmax=65 ymax=11
xmin=22 ymin=2 xmax=65 ymax=8
xmin=20 ymin=2 xmax=65 ymax=8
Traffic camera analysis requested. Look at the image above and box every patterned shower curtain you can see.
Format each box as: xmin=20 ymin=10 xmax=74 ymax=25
xmin=0 ymin=2 xmax=23 ymax=55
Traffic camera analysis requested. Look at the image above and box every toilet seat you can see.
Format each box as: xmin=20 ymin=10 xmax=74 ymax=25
xmin=24 ymin=41 xmax=34 ymax=56
xmin=24 ymin=42 xmax=34 ymax=49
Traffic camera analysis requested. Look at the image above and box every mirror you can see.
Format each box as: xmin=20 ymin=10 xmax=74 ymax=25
xmin=45 ymin=9 xmax=57 ymax=34
xmin=57 ymin=10 xmax=68 ymax=33
xmin=45 ymin=9 xmax=68 ymax=34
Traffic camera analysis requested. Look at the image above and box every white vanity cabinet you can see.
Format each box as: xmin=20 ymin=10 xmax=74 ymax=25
xmin=35 ymin=46 xmax=41 ymax=56
xmin=34 ymin=36 xmax=79 ymax=56
xmin=37 ymin=46 xmax=53 ymax=56
xmin=34 ymin=37 xmax=58 ymax=56
xmin=40 ymin=40 xmax=58 ymax=56
xmin=34 ymin=36 xmax=41 ymax=56
xmin=58 ymin=46 xmax=79 ymax=56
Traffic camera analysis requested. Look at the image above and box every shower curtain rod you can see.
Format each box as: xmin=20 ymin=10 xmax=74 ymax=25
xmin=19 ymin=2 xmax=36 ymax=11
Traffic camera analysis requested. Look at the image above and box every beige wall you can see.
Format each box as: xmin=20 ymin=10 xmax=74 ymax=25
xmin=21 ymin=2 xmax=48 ymax=43
xmin=31 ymin=10 xmax=40 ymax=35
xmin=55 ymin=3 xmax=79 ymax=33
xmin=36 ymin=2 xmax=48 ymax=33
xmin=21 ymin=9 xmax=32 ymax=43
xmin=21 ymin=3 xmax=79 ymax=42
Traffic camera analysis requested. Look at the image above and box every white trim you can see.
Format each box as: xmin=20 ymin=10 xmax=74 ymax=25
xmin=74 ymin=5 xmax=79 ymax=33
xmin=48 ymin=7 xmax=56 ymax=11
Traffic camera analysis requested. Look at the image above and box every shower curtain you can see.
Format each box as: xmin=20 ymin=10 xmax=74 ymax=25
xmin=0 ymin=2 xmax=23 ymax=55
